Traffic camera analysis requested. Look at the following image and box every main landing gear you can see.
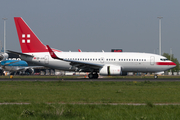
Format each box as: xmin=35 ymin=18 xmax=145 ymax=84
xmin=88 ymin=73 xmax=99 ymax=79
xmin=154 ymin=75 xmax=158 ymax=79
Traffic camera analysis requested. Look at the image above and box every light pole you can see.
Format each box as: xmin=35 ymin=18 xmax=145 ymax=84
xmin=157 ymin=16 xmax=163 ymax=55
xmin=2 ymin=18 xmax=7 ymax=53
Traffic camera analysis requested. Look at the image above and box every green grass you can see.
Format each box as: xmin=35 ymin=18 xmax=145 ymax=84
xmin=1 ymin=81 xmax=180 ymax=119
xmin=1 ymin=103 xmax=180 ymax=120
xmin=0 ymin=81 xmax=180 ymax=103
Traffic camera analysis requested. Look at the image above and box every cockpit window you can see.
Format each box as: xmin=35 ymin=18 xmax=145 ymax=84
xmin=160 ymin=58 xmax=168 ymax=61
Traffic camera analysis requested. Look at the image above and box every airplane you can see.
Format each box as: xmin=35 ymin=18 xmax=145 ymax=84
xmin=0 ymin=59 xmax=34 ymax=75
xmin=0 ymin=52 xmax=40 ymax=75
xmin=8 ymin=17 xmax=176 ymax=79
xmin=0 ymin=53 xmax=9 ymax=61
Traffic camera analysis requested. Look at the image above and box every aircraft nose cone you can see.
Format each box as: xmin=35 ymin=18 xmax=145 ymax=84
xmin=172 ymin=62 xmax=176 ymax=67
xmin=172 ymin=62 xmax=176 ymax=66
xmin=170 ymin=62 xmax=176 ymax=69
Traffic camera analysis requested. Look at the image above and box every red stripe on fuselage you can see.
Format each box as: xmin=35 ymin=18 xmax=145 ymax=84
xmin=156 ymin=62 xmax=176 ymax=66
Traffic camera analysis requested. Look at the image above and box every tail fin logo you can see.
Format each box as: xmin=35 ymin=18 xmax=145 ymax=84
xmin=22 ymin=34 xmax=31 ymax=43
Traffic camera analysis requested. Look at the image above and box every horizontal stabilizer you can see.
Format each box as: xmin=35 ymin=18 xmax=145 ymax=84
xmin=7 ymin=50 xmax=33 ymax=57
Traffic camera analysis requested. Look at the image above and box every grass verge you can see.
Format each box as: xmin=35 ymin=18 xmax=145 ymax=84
xmin=0 ymin=81 xmax=180 ymax=103
xmin=1 ymin=81 xmax=180 ymax=119
xmin=1 ymin=103 xmax=180 ymax=120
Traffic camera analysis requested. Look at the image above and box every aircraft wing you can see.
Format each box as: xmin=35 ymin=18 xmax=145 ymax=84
xmin=17 ymin=66 xmax=43 ymax=71
xmin=46 ymin=45 xmax=103 ymax=71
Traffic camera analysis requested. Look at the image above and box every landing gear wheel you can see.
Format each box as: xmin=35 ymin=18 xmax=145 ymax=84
xmin=88 ymin=74 xmax=94 ymax=79
xmin=88 ymin=73 xmax=99 ymax=79
xmin=93 ymin=73 xmax=99 ymax=79
xmin=154 ymin=75 xmax=158 ymax=79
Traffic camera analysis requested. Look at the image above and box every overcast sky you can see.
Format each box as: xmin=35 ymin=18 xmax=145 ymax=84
xmin=0 ymin=1 xmax=180 ymax=59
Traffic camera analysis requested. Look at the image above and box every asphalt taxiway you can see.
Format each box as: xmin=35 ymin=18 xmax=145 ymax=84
xmin=0 ymin=78 xmax=180 ymax=82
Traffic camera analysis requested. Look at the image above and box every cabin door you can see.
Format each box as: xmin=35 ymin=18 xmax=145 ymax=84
xmin=44 ymin=55 xmax=49 ymax=64
xmin=150 ymin=56 xmax=155 ymax=65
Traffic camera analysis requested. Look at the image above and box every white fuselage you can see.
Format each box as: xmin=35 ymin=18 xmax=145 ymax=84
xmin=20 ymin=52 xmax=175 ymax=73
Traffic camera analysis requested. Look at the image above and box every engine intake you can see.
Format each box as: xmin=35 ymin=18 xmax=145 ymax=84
xmin=99 ymin=65 xmax=122 ymax=76
xmin=25 ymin=68 xmax=34 ymax=75
xmin=0 ymin=53 xmax=8 ymax=61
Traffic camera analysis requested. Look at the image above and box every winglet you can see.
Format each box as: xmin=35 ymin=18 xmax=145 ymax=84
xmin=46 ymin=45 xmax=63 ymax=60
xmin=78 ymin=49 xmax=82 ymax=52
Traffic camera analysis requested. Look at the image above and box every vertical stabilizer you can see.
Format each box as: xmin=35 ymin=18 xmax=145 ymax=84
xmin=14 ymin=17 xmax=48 ymax=53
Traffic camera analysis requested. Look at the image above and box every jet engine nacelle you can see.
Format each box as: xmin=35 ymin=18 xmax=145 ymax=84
xmin=99 ymin=65 xmax=122 ymax=76
xmin=0 ymin=53 xmax=8 ymax=61
xmin=25 ymin=68 xmax=34 ymax=75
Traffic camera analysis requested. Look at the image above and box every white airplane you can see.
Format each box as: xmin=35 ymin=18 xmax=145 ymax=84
xmin=8 ymin=17 xmax=176 ymax=79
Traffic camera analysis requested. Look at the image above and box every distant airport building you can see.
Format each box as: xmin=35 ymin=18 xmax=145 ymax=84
xmin=111 ymin=49 xmax=123 ymax=52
